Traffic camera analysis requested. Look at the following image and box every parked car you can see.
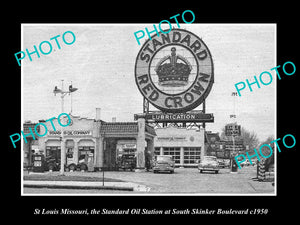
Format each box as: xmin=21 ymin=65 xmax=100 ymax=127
xmin=224 ymin=159 xmax=230 ymax=168
xmin=119 ymin=154 xmax=136 ymax=171
xmin=45 ymin=155 xmax=60 ymax=171
xmin=240 ymin=159 xmax=250 ymax=167
xmin=153 ymin=155 xmax=175 ymax=174
xmin=198 ymin=156 xmax=219 ymax=174
xmin=217 ymin=158 xmax=226 ymax=168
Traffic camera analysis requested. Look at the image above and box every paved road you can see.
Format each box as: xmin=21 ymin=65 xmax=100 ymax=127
xmin=103 ymin=166 xmax=274 ymax=194
xmin=23 ymin=166 xmax=274 ymax=194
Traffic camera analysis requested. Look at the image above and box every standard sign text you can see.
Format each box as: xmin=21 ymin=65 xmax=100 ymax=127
xmin=135 ymin=28 xmax=214 ymax=113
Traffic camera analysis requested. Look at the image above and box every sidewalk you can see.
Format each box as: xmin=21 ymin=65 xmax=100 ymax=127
xmin=23 ymin=172 xmax=150 ymax=192
xmin=23 ymin=180 xmax=150 ymax=192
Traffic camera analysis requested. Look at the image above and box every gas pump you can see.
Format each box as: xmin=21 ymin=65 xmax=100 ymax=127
xmin=32 ymin=154 xmax=45 ymax=173
xmin=66 ymin=147 xmax=77 ymax=171
xmin=231 ymin=157 xmax=238 ymax=172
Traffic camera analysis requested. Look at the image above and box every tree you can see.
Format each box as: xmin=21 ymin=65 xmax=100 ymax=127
xmin=260 ymin=135 xmax=275 ymax=147
xmin=259 ymin=135 xmax=275 ymax=171
xmin=259 ymin=135 xmax=275 ymax=158
xmin=240 ymin=127 xmax=260 ymax=151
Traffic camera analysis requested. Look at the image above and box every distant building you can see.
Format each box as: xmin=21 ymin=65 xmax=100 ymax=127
xmin=205 ymin=131 xmax=223 ymax=157
xmin=154 ymin=125 xmax=206 ymax=167
xmin=206 ymin=131 xmax=245 ymax=159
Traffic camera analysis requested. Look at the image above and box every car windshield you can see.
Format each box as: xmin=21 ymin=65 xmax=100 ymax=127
xmin=202 ymin=156 xmax=217 ymax=162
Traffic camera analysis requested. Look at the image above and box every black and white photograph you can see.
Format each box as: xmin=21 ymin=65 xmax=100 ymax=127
xmin=20 ymin=23 xmax=276 ymax=195
xmin=4 ymin=4 xmax=298 ymax=220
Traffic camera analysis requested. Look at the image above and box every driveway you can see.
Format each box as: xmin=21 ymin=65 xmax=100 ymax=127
xmin=57 ymin=166 xmax=275 ymax=194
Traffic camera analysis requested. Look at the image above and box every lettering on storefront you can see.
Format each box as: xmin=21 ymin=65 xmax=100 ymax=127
xmin=123 ymin=144 xmax=137 ymax=148
xmin=150 ymin=112 xmax=213 ymax=122
xmin=157 ymin=136 xmax=186 ymax=141
xmin=153 ymin=113 xmax=196 ymax=120
xmin=48 ymin=130 xmax=92 ymax=136
xmin=134 ymin=111 xmax=214 ymax=122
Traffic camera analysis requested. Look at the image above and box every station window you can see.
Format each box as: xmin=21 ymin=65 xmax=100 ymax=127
xmin=46 ymin=146 xmax=61 ymax=161
xmin=66 ymin=148 xmax=73 ymax=158
xmin=154 ymin=147 xmax=160 ymax=156
xmin=123 ymin=148 xmax=136 ymax=155
xmin=78 ymin=146 xmax=95 ymax=161
xmin=184 ymin=147 xmax=201 ymax=164
xmin=163 ymin=147 xmax=180 ymax=164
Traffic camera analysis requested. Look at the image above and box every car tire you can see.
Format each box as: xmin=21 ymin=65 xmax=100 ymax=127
xmin=80 ymin=163 xmax=87 ymax=171
xmin=215 ymin=170 xmax=219 ymax=174
xmin=68 ymin=164 xmax=76 ymax=171
xmin=199 ymin=170 xmax=203 ymax=173
xmin=48 ymin=163 xmax=55 ymax=171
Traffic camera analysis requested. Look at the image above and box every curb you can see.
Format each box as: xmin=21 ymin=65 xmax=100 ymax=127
xmin=23 ymin=183 xmax=134 ymax=191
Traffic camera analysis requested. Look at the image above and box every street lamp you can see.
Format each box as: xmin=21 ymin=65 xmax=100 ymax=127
xmin=53 ymin=80 xmax=78 ymax=175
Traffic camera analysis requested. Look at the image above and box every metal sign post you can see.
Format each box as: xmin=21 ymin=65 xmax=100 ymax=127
xmin=53 ymin=80 xmax=78 ymax=175
xmin=225 ymin=124 xmax=241 ymax=172
xmin=225 ymin=124 xmax=241 ymax=137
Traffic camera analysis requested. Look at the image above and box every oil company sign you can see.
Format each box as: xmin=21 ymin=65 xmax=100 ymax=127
xmin=48 ymin=130 xmax=92 ymax=136
xmin=135 ymin=28 xmax=214 ymax=113
xmin=134 ymin=111 xmax=214 ymax=122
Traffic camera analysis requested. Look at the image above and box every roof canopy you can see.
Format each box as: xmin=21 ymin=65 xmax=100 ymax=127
xmin=100 ymin=122 xmax=156 ymax=137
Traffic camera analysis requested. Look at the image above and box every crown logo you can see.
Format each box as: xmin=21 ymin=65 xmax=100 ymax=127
xmin=155 ymin=47 xmax=192 ymax=87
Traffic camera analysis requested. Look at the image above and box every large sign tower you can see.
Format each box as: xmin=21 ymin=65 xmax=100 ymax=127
xmin=134 ymin=28 xmax=214 ymax=128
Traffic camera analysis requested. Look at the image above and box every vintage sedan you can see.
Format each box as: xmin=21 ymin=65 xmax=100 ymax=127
xmin=198 ymin=156 xmax=219 ymax=174
xmin=153 ymin=155 xmax=175 ymax=174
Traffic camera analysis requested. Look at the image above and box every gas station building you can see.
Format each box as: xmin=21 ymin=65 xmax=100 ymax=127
xmin=24 ymin=108 xmax=210 ymax=170
xmin=154 ymin=125 xmax=206 ymax=167
xmin=27 ymin=109 xmax=156 ymax=171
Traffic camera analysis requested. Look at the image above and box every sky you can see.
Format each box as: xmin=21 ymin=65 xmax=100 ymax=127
xmin=22 ymin=24 xmax=276 ymax=143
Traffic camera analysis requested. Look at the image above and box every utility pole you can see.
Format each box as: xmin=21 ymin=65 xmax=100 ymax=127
xmin=231 ymin=91 xmax=237 ymax=159
xmin=230 ymin=91 xmax=237 ymax=121
xmin=229 ymin=92 xmax=239 ymax=172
